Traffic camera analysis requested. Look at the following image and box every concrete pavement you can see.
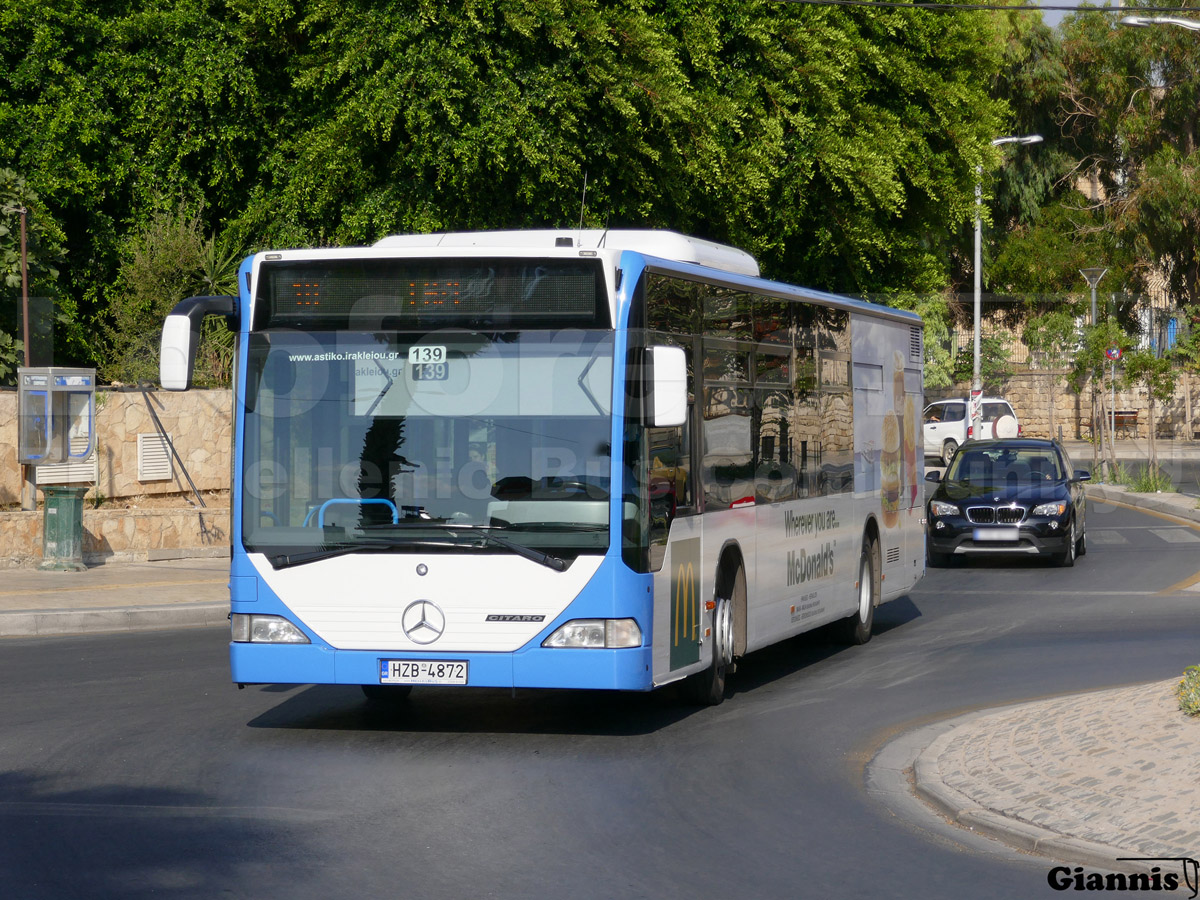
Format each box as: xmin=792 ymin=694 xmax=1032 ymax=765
xmin=869 ymin=679 xmax=1200 ymax=877
xmin=0 ymin=556 xmax=228 ymax=637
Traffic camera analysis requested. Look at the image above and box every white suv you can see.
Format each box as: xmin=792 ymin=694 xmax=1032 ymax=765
xmin=922 ymin=398 xmax=1020 ymax=466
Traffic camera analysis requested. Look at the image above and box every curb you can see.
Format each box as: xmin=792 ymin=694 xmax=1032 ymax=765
xmin=1085 ymin=483 xmax=1200 ymax=526
xmin=910 ymin=714 xmax=1158 ymax=874
xmin=0 ymin=601 xmax=228 ymax=638
xmin=870 ymin=712 xmax=1162 ymax=875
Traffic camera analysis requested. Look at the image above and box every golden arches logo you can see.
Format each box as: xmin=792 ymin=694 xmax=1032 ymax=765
xmin=673 ymin=562 xmax=698 ymax=647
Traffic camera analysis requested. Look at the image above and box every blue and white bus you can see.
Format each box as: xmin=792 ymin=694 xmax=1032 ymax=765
xmin=161 ymin=230 xmax=925 ymax=705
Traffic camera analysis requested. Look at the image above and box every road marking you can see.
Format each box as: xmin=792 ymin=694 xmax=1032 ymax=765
xmin=1087 ymin=531 xmax=1129 ymax=544
xmin=1158 ymin=571 xmax=1200 ymax=595
xmin=1150 ymin=528 xmax=1200 ymax=543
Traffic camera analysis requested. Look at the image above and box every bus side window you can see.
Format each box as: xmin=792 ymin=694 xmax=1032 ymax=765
xmin=646 ymin=425 xmax=690 ymax=566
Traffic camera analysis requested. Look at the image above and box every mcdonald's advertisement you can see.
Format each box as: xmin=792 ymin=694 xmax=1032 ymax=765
xmin=669 ymin=537 xmax=702 ymax=670
xmin=783 ymin=507 xmax=839 ymax=624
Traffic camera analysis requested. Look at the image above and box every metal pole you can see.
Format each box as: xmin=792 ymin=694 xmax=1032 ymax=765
xmin=19 ymin=207 xmax=29 ymax=365
xmin=971 ymin=135 xmax=1041 ymax=441
xmin=1110 ymin=359 xmax=1116 ymax=449
xmin=972 ymin=166 xmax=982 ymax=440
xmin=1091 ymin=285 xmax=1097 ymax=325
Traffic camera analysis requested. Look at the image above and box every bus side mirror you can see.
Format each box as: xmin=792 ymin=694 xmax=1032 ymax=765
xmin=649 ymin=345 xmax=688 ymax=427
xmin=160 ymin=295 xmax=237 ymax=390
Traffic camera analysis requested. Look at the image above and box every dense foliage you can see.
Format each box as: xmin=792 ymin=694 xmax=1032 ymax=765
xmin=985 ymin=8 xmax=1200 ymax=310
xmin=0 ymin=0 xmax=1011 ymax=380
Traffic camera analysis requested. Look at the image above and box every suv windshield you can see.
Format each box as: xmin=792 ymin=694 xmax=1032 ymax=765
xmin=946 ymin=446 xmax=1064 ymax=486
xmin=242 ymin=330 xmax=615 ymax=562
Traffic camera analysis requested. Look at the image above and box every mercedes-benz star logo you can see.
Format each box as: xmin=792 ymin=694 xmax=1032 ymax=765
xmin=402 ymin=600 xmax=446 ymax=645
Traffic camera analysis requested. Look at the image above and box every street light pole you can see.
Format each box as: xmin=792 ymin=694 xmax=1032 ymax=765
xmin=1080 ymin=267 xmax=1107 ymax=326
xmin=972 ymin=134 xmax=1042 ymax=441
xmin=1079 ymin=267 xmax=1109 ymax=478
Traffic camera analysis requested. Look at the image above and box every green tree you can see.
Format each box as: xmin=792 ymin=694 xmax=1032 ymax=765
xmin=1054 ymin=12 xmax=1200 ymax=307
xmin=0 ymin=0 xmax=274 ymax=369
xmin=952 ymin=334 xmax=1012 ymax=395
xmin=1123 ymin=147 xmax=1200 ymax=307
xmin=240 ymin=0 xmax=1009 ymax=292
xmin=104 ymin=203 xmax=239 ymax=386
xmin=1 ymin=0 xmax=1014 ymax=376
xmin=1069 ymin=320 xmax=1133 ymax=478
xmin=1123 ymin=347 xmax=1177 ymax=470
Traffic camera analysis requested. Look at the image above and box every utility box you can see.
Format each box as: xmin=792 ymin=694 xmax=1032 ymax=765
xmin=17 ymin=368 xmax=97 ymax=466
xmin=40 ymin=485 xmax=89 ymax=571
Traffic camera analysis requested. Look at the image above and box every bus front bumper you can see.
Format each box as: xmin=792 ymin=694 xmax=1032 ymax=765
xmin=230 ymin=641 xmax=655 ymax=692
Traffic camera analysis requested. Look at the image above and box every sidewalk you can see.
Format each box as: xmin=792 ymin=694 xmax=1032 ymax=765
xmin=0 ymin=556 xmax=228 ymax=637
xmin=898 ymin=681 xmax=1200 ymax=869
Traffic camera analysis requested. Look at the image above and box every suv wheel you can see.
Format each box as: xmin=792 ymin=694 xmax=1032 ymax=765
xmin=941 ymin=439 xmax=958 ymax=467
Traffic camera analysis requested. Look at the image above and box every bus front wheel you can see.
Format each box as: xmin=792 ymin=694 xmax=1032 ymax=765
xmin=680 ymin=565 xmax=742 ymax=706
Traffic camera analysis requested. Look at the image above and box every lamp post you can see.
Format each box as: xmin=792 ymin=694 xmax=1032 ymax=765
xmin=1078 ymin=267 xmax=1109 ymax=477
xmin=1120 ymin=15 xmax=1200 ymax=32
xmin=972 ymin=134 xmax=1042 ymax=440
xmin=1080 ymin=266 xmax=1107 ymax=325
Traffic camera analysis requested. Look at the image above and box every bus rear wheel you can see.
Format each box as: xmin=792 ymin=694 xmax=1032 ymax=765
xmin=680 ymin=565 xmax=742 ymax=706
xmin=838 ymin=535 xmax=878 ymax=645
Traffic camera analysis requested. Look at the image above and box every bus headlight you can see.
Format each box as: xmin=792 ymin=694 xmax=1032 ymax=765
xmin=231 ymin=613 xmax=310 ymax=644
xmin=542 ymin=618 xmax=642 ymax=649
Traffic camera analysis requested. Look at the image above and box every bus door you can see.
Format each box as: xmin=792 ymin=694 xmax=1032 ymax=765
xmin=645 ymin=424 xmax=705 ymax=681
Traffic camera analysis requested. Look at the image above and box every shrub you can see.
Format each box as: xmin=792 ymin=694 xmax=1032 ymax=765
xmin=1118 ymin=464 xmax=1176 ymax=493
xmin=1177 ymin=666 xmax=1200 ymax=717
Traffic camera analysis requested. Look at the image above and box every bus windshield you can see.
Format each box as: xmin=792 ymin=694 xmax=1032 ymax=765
xmin=242 ymin=330 xmax=615 ymax=562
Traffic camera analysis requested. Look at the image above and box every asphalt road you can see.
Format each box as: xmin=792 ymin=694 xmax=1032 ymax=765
xmin=1 ymin=499 xmax=1197 ymax=900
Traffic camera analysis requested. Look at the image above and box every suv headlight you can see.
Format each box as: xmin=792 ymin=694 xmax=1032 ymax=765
xmin=1032 ymin=501 xmax=1067 ymax=517
xmin=929 ymin=500 xmax=959 ymax=517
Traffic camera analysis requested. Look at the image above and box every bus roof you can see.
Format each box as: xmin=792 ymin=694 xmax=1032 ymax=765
xmin=372 ymin=229 xmax=761 ymax=278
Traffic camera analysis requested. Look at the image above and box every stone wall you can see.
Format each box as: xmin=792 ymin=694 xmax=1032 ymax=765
xmin=0 ymin=506 xmax=230 ymax=567
xmin=0 ymin=388 xmax=232 ymax=506
xmin=927 ymin=371 xmax=1200 ymax=440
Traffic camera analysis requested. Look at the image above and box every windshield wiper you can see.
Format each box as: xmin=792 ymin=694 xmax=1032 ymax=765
xmin=360 ymin=522 xmax=570 ymax=572
xmin=264 ymin=536 xmax=461 ymax=569
xmin=472 ymin=528 xmax=568 ymax=572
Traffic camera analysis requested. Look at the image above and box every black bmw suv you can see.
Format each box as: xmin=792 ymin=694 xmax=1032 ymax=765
xmin=925 ymin=439 xmax=1090 ymax=567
